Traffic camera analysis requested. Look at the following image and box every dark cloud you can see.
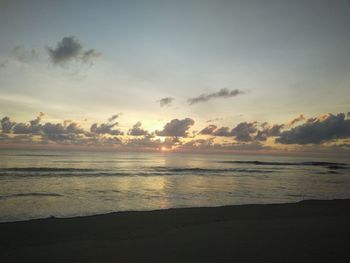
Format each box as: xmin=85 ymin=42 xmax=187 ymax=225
xmin=0 ymin=114 xmax=124 ymax=146
xmin=90 ymin=115 xmax=123 ymax=136
xmin=12 ymin=113 xmax=44 ymax=135
xmin=231 ymin=122 xmax=257 ymax=142
xmin=128 ymin=121 xmax=148 ymax=136
xmin=156 ymin=118 xmax=195 ymax=137
xmin=200 ymin=122 xmax=261 ymax=141
xmin=47 ymin=36 xmax=99 ymax=65
xmin=1 ymin=117 xmax=16 ymax=133
xmin=188 ymin=88 xmax=245 ymax=105
xmin=90 ymin=123 xmax=123 ymax=135
xmin=255 ymin=124 xmax=284 ymax=141
xmin=41 ymin=123 xmax=65 ymax=135
xmin=200 ymin=124 xmax=217 ymax=135
xmin=213 ymin=127 xmax=231 ymax=137
xmin=158 ymin=97 xmax=174 ymax=107
xmin=276 ymin=113 xmax=350 ymax=144
xmin=201 ymin=121 xmax=274 ymax=142
xmin=199 ymin=125 xmax=231 ymax=137
xmin=66 ymin=122 xmax=84 ymax=134
xmin=29 ymin=112 xmax=44 ymax=126
xmin=13 ymin=123 xmax=40 ymax=134
xmin=1 ymin=114 xmax=88 ymax=144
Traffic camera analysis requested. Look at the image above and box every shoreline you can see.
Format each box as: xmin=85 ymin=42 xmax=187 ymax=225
xmin=1 ymin=199 xmax=350 ymax=262
xmin=1 ymin=198 xmax=349 ymax=224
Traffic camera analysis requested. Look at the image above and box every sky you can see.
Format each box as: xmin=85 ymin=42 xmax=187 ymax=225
xmin=0 ymin=0 xmax=350 ymax=155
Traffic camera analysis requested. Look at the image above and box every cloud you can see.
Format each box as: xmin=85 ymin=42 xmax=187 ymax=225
xmin=11 ymin=46 xmax=39 ymax=63
xmin=0 ymin=117 xmax=16 ymax=133
xmin=158 ymin=97 xmax=174 ymax=107
xmin=231 ymin=122 xmax=257 ymax=142
xmin=188 ymin=88 xmax=245 ymax=105
xmin=1 ymin=113 xmax=88 ymax=144
xmin=288 ymin=114 xmax=305 ymax=126
xmin=200 ymin=124 xmax=217 ymax=135
xmin=108 ymin=113 xmax=122 ymax=122
xmin=156 ymin=118 xmax=195 ymax=137
xmin=200 ymin=121 xmax=274 ymax=142
xmin=30 ymin=112 xmax=44 ymax=126
xmin=255 ymin=124 xmax=284 ymax=141
xmin=12 ymin=112 xmax=45 ymax=135
xmin=13 ymin=123 xmax=40 ymax=134
xmin=3 ymin=112 xmax=350 ymax=151
xmin=66 ymin=122 xmax=84 ymax=134
xmin=90 ymin=123 xmax=123 ymax=135
xmin=90 ymin=115 xmax=123 ymax=136
xmin=47 ymin=36 xmax=99 ymax=65
xmin=213 ymin=127 xmax=231 ymax=137
xmin=276 ymin=113 xmax=350 ymax=144
xmin=199 ymin=125 xmax=232 ymax=136
xmin=128 ymin=121 xmax=148 ymax=136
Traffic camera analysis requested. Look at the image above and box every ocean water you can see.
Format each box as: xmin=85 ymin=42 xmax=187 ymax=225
xmin=0 ymin=149 xmax=350 ymax=222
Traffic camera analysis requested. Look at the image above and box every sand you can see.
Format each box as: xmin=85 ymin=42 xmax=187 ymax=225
xmin=1 ymin=199 xmax=349 ymax=263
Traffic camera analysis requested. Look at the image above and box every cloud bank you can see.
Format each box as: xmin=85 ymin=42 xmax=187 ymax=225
xmin=1 ymin=112 xmax=350 ymax=153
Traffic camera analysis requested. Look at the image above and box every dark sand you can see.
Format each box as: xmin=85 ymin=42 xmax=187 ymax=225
xmin=1 ymin=199 xmax=350 ymax=263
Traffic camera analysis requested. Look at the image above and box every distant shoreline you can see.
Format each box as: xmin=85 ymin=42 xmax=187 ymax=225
xmin=1 ymin=199 xmax=349 ymax=262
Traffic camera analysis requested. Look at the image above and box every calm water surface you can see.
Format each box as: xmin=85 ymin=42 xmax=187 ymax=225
xmin=0 ymin=149 xmax=350 ymax=222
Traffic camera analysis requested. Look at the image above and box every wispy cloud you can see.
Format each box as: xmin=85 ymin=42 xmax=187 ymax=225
xmin=288 ymin=114 xmax=305 ymax=126
xmin=188 ymin=88 xmax=245 ymax=105
xmin=206 ymin=118 xmax=223 ymax=123
xmin=158 ymin=97 xmax=174 ymax=107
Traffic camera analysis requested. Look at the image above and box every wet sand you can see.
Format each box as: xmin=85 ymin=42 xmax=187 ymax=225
xmin=1 ymin=199 xmax=349 ymax=263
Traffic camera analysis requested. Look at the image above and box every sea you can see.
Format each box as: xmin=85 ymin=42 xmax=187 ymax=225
xmin=0 ymin=148 xmax=350 ymax=222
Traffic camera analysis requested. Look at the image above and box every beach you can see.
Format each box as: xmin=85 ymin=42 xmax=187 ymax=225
xmin=1 ymin=199 xmax=349 ymax=262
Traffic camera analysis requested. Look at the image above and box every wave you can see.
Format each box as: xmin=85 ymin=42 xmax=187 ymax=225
xmin=150 ymin=166 xmax=276 ymax=174
xmin=1 ymin=163 xmax=346 ymax=178
xmin=0 ymin=166 xmax=277 ymax=177
xmin=218 ymin=161 xmax=348 ymax=167
xmin=1 ymin=154 xmax=64 ymax=157
xmin=0 ymin=192 xmax=63 ymax=199
xmin=0 ymin=167 xmax=96 ymax=172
